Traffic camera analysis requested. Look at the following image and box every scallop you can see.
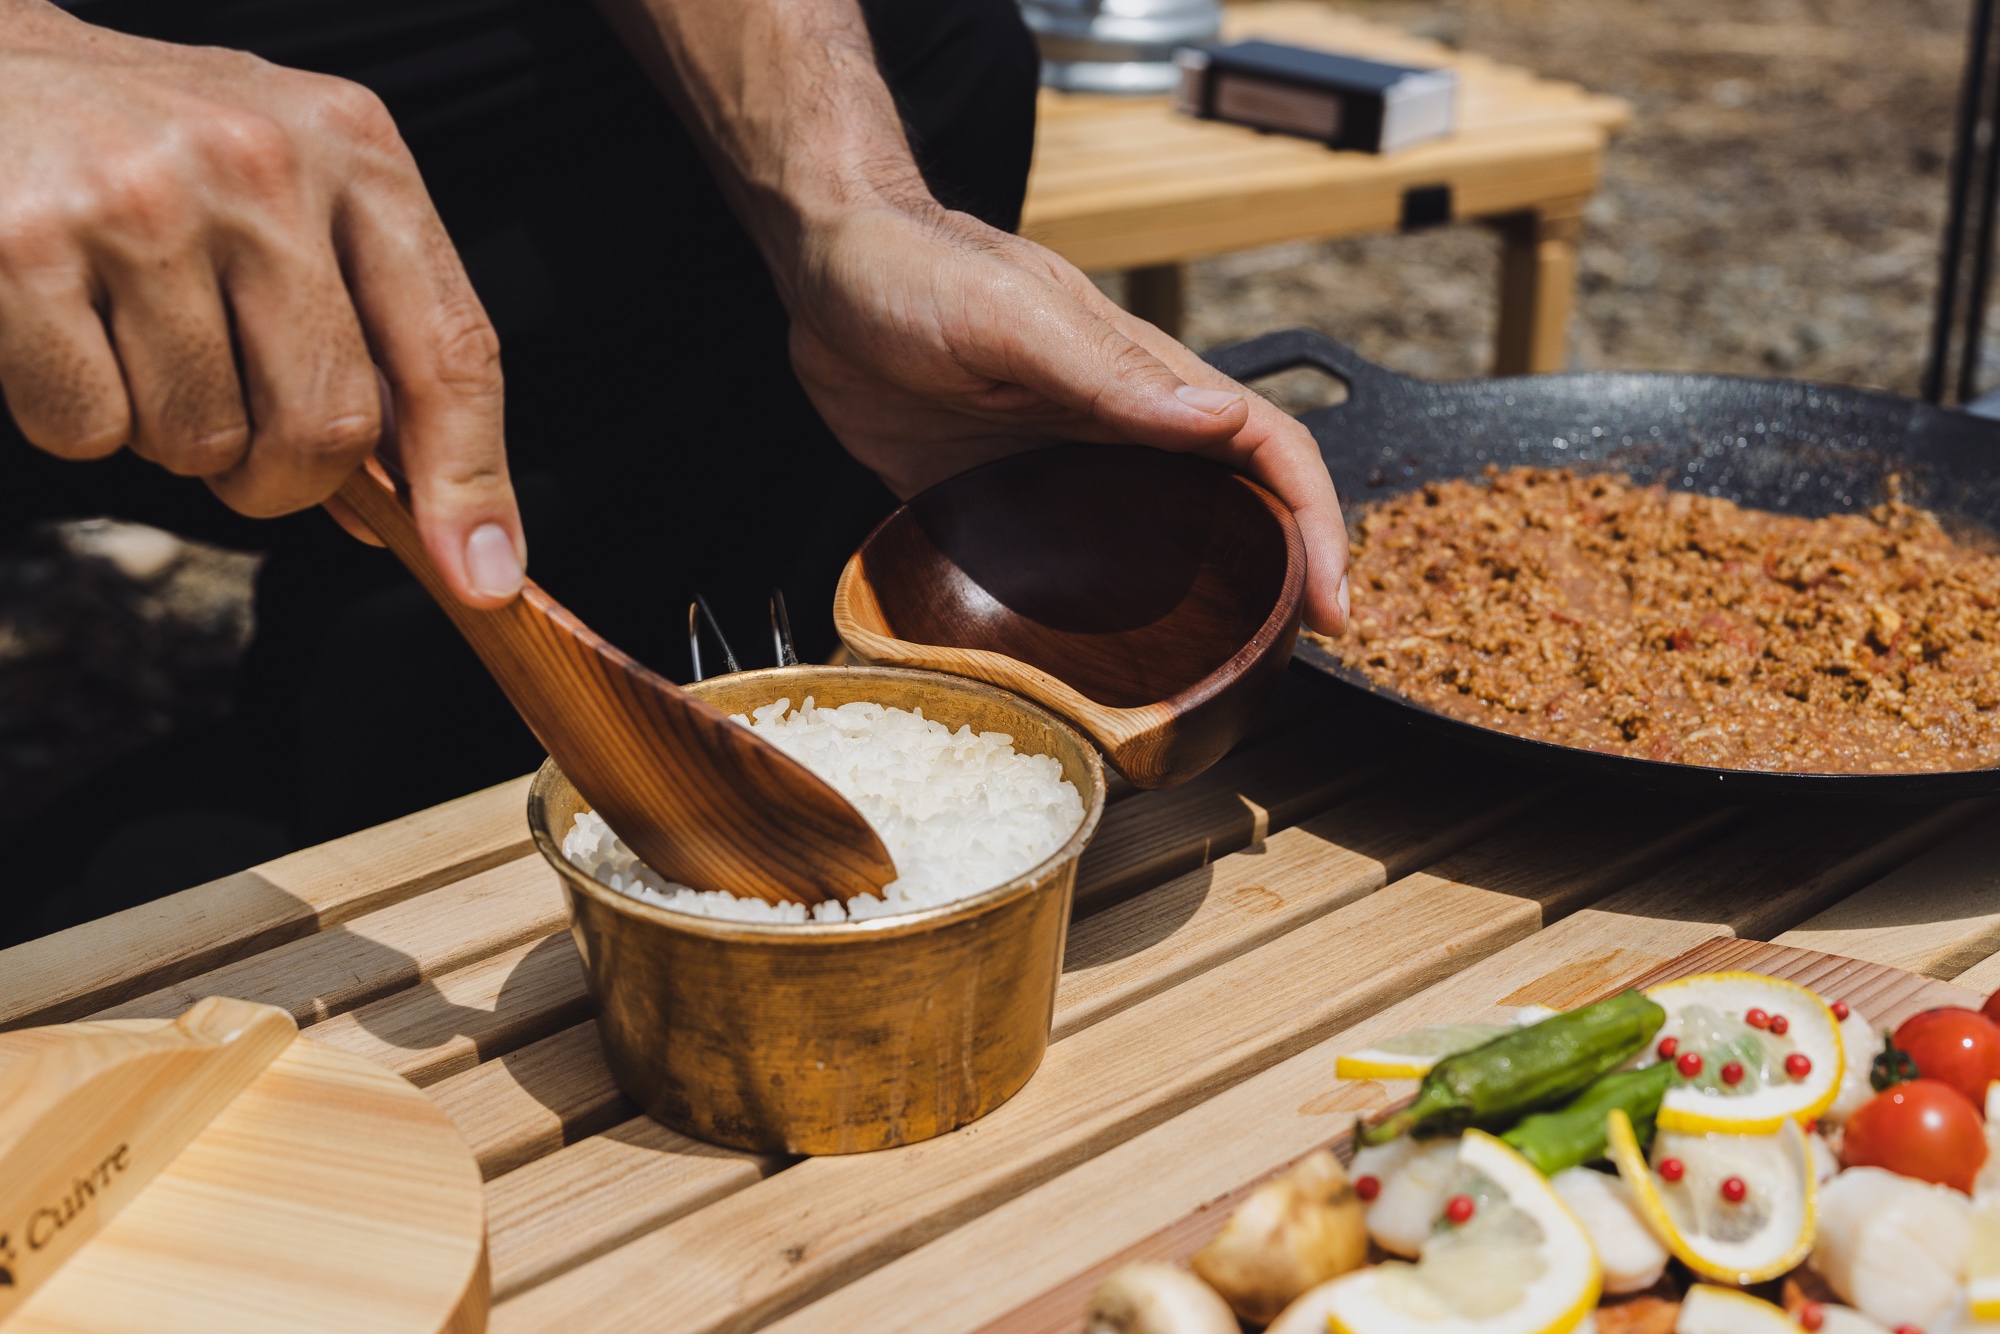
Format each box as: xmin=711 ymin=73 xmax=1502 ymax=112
xmin=1362 ymin=1138 xmax=1462 ymax=1258
xmin=1810 ymin=1166 xmax=1973 ymax=1329
xmin=1551 ymin=1166 xmax=1669 ymax=1294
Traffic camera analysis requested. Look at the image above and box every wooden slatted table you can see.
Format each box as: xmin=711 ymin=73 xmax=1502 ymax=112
xmin=1021 ymin=3 xmax=1631 ymax=372
xmin=5 ymin=668 xmax=1997 ymax=1332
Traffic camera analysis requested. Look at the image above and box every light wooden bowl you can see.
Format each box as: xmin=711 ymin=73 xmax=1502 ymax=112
xmin=833 ymin=445 xmax=1305 ymax=788
xmin=527 ymin=665 xmax=1106 ymax=1155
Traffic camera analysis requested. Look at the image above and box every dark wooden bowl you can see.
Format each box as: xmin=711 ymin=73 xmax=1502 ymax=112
xmin=832 ymin=445 xmax=1306 ymax=788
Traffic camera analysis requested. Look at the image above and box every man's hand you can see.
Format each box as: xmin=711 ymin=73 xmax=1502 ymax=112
xmin=787 ymin=204 xmax=1350 ymax=632
xmin=0 ymin=0 xmax=524 ymax=606
xmin=593 ymin=0 xmax=1349 ymax=634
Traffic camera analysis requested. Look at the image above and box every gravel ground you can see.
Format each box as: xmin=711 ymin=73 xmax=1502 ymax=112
xmin=1176 ymin=0 xmax=1974 ymax=400
xmin=0 ymin=525 xmax=257 ymax=835
xmin=0 ymin=0 xmax=1980 ymax=855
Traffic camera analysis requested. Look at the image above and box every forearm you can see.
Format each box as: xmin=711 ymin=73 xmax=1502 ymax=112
xmin=591 ymin=0 xmax=932 ymax=305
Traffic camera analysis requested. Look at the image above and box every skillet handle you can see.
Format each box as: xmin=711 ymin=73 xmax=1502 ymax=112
xmin=1202 ymin=328 xmax=1401 ymax=411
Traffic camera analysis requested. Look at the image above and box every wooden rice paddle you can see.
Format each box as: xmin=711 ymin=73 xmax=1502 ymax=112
xmin=334 ymin=460 xmax=895 ymax=906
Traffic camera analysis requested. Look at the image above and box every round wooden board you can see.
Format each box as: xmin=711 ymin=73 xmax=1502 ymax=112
xmin=5 ymin=1035 xmax=487 ymax=1333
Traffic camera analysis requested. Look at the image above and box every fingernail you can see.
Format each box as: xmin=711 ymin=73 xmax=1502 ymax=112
xmin=1337 ymin=572 xmax=1351 ymax=623
xmin=1175 ymin=384 xmax=1243 ymax=414
xmin=466 ymin=523 xmax=524 ymax=598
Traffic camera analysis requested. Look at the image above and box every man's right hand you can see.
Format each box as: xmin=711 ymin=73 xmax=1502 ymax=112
xmin=0 ymin=0 xmax=525 ymax=605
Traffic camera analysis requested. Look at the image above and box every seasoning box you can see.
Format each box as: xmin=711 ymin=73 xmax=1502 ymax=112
xmin=1172 ymin=39 xmax=1457 ymax=153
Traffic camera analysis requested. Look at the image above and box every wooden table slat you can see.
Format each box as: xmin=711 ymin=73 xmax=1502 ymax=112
xmin=1071 ymin=717 xmax=1395 ymax=916
xmin=1590 ymin=799 xmax=1991 ymax=942
xmin=485 ymin=1120 xmax=781 ymax=1302
xmin=1056 ymin=774 xmax=1554 ymax=1040
xmin=302 ymin=932 xmax=592 ymax=1087
xmin=1948 ymin=941 xmax=2000 ymax=995
xmin=1774 ymin=807 xmax=2000 ymax=981
xmin=90 ymin=853 xmax=566 ymax=1026
xmin=1435 ymin=796 xmax=1746 ymax=926
xmin=0 ymin=774 xmax=535 ymax=1030
xmin=425 ymin=1020 xmax=633 ymax=1179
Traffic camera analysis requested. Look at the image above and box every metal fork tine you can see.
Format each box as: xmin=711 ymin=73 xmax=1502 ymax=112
xmin=687 ymin=601 xmax=705 ymax=682
xmin=694 ymin=593 xmax=741 ymax=675
xmin=770 ymin=588 xmax=798 ymax=667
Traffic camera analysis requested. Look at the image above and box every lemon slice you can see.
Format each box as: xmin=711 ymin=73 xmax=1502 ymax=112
xmin=1317 ymin=1130 xmax=1600 ymax=1334
xmin=1606 ymin=1109 xmax=1815 ymax=1286
xmin=1972 ymin=1100 xmax=2000 ymax=1325
xmin=1641 ymin=973 xmax=1843 ymax=1134
xmin=1674 ymin=1285 xmax=1801 ymax=1333
xmin=1336 ymin=1009 xmax=1558 ymax=1080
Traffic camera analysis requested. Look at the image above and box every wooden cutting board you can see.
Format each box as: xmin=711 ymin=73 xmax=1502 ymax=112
xmin=0 ymin=1003 xmax=487 ymax=1333
xmin=972 ymin=938 xmax=1981 ymax=1334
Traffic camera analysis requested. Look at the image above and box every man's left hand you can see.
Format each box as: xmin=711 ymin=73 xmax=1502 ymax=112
xmin=787 ymin=202 xmax=1350 ymax=634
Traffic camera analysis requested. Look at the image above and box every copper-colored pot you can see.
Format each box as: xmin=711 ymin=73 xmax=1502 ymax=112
xmin=526 ymin=665 xmax=1106 ymax=1154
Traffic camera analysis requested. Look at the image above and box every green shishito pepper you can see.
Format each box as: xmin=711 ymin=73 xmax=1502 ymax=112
xmin=1358 ymin=989 xmax=1665 ymax=1146
xmin=1500 ymin=1062 xmax=1674 ymax=1174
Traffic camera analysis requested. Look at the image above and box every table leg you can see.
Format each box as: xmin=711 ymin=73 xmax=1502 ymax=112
xmin=1490 ymin=201 xmax=1586 ymax=375
xmin=1124 ymin=263 xmax=1185 ymax=338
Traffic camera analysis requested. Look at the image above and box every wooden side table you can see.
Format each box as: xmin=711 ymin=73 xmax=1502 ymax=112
xmin=1019 ymin=3 xmax=1630 ymax=374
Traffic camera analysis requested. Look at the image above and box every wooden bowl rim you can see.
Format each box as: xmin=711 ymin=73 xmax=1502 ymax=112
xmin=527 ymin=664 xmax=1107 ymax=943
xmin=834 ymin=457 xmax=1307 ymax=737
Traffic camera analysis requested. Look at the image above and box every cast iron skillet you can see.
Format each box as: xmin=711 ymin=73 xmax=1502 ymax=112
xmin=1205 ymin=328 xmax=2000 ymax=800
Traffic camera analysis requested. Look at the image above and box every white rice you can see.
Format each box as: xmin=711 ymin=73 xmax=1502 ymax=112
xmin=561 ymin=696 xmax=1086 ymax=924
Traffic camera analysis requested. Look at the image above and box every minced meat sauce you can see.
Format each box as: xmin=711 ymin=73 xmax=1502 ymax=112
xmin=1309 ymin=467 xmax=2000 ymax=772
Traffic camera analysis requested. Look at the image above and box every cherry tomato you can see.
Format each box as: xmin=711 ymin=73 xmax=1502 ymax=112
xmin=1893 ymin=1007 xmax=2000 ymax=1111
xmin=1841 ymin=1078 xmax=1987 ymax=1192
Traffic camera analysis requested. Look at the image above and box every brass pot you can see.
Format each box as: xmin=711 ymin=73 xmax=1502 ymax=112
xmin=526 ymin=665 xmax=1106 ymax=1154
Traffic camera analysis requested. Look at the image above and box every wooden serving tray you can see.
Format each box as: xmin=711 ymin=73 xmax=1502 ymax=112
xmin=971 ymin=938 xmax=1977 ymax=1334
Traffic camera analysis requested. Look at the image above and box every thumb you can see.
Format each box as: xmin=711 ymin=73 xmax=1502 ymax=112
xmin=340 ymin=174 xmax=525 ymax=609
xmin=372 ymin=361 xmax=526 ymax=609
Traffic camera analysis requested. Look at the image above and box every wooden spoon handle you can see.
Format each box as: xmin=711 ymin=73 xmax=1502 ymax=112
xmin=0 ymin=998 xmax=296 ymax=1317
xmin=332 ymin=458 xmax=465 ymax=607
xmin=332 ymin=463 xmax=897 ymax=905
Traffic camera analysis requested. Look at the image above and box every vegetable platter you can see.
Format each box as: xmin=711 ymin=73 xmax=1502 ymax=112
xmin=971 ymin=939 xmax=2000 ymax=1334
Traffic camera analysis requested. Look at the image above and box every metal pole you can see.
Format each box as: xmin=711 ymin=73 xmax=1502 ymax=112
xmin=1926 ymin=0 xmax=1997 ymax=403
xmin=1964 ymin=49 xmax=2000 ymax=403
